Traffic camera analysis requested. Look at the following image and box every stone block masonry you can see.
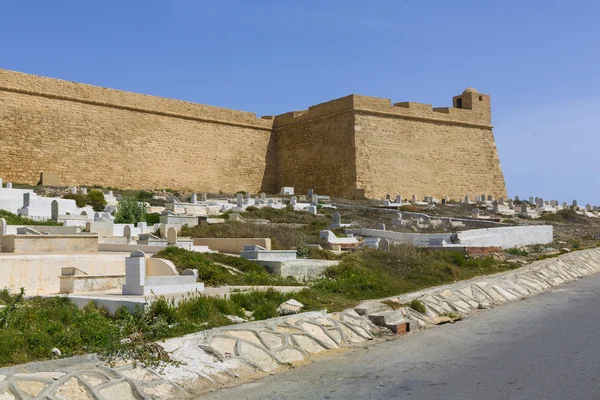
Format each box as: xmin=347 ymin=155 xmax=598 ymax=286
xmin=0 ymin=69 xmax=507 ymax=199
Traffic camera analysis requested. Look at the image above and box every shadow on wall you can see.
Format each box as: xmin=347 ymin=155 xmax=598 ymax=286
xmin=259 ymin=130 xmax=279 ymax=194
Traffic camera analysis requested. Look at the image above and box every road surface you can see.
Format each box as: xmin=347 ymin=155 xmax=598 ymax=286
xmin=204 ymin=273 xmax=600 ymax=399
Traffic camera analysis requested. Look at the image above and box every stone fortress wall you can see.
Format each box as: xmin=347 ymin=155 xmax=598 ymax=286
xmin=0 ymin=68 xmax=507 ymax=199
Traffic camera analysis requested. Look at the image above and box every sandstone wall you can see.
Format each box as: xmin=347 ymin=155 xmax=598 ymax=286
xmin=0 ymin=69 xmax=508 ymax=199
xmin=0 ymin=69 xmax=276 ymax=193
xmin=272 ymin=96 xmax=357 ymax=197
xmin=352 ymin=95 xmax=507 ymax=199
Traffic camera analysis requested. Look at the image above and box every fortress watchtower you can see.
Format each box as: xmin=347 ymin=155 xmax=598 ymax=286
xmin=452 ymin=87 xmax=491 ymax=124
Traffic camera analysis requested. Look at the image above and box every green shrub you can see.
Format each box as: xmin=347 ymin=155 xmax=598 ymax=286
xmin=62 ymin=193 xmax=87 ymax=208
xmin=86 ymin=190 xmax=107 ymax=212
xmin=408 ymin=299 xmax=427 ymax=314
xmin=114 ymin=197 xmax=147 ymax=224
xmin=0 ymin=210 xmax=60 ymax=226
xmin=146 ymin=213 xmax=160 ymax=225
xmin=506 ymin=248 xmax=528 ymax=256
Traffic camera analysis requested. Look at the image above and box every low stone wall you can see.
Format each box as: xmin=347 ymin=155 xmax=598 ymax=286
xmin=192 ymin=238 xmax=272 ymax=253
xmin=345 ymin=228 xmax=453 ymax=246
xmin=346 ymin=225 xmax=553 ymax=249
xmin=5 ymin=225 xmax=80 ymax=235
xmin=0 ymin=253 xmax=127 ymax=294
xmin=260 ymin=259 xmax=339 ymax=280
xmin=1 ymin=234 xmax=99 ymax=253
xmin=457 ymin=225 xmax=553 ymax=249
xmin=0 ymin=310 xmax=379 ymax=399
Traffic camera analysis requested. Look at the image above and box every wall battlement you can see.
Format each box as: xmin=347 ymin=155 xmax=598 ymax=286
xmin=272 ymin=91 xmax=491 ymax=130
xmin=0 ymin=69 xmax=506 ymax=199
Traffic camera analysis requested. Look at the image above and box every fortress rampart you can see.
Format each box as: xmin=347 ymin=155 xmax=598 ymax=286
xmin=0 ymin=69 xmax=507 ymax=199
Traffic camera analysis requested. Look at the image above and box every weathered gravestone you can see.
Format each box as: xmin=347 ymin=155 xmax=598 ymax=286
xmin=51 ymin=200 xmax=59 ymax=221
xmin=166 ymin=227 xmax=178 ymax=245
xmin=379 ymin=238 xmax=390 ymax=251
xmin=332 ymin=212 xmax=341 ymax=226
xmin=123 ymin=225 xmax=132 ymax=241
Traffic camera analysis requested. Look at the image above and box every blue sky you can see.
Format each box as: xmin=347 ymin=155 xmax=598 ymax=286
xmin=1 ymin=1 xmax=598 ymax=204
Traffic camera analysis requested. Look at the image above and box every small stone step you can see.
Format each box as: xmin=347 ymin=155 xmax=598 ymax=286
xmin=368 ymin=310 xmax=403 ymax=327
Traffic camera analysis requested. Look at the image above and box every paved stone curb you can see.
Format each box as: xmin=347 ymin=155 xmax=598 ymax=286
xmin=0 ymin=310 xmax=379 ymax=399
xmin=360 ymin=248 xmax=600 ymax=329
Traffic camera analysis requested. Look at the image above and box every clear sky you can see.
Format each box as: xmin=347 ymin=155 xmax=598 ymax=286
xmin=1 ymin=1 xmax=598 ymax=204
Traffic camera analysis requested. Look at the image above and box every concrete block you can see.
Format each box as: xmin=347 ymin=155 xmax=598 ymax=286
xmin=386 ymin=319 xmax=417 ymax=335
xmin=368 ymin=310 xmax=403 ymax=327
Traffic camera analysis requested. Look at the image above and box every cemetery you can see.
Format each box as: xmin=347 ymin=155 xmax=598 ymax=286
xmin=0 ymin=178 xmax=599 ymax=390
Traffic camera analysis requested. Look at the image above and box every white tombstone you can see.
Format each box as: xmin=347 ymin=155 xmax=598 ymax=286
xmin=395 ymin=194 xmax=402 ymax=204
xmin=71 ymin=186 xmax=77 ymax=195
xmin=0 ymin=218 xmax=6 ymax=237
xmin=236 ymin=193 xmax=243 ymax=208
xmin=123 ymin=225 xmax=132 ymax=241
xmin=255 ymin=196 xmax=260 ymax=205
xmin=51 ymin=200 xmax=59 ymax=221
xmin=550 ymin=200 xmax=558 ymax=208
xmin=521 ymin=203 xmax=528 ymax=213
xmin=411 ymin=194 xmax=417 ymax=203
xmin=290 ymin=196 xmax=297 ymax=206
xmin=137 ymin=222 xmax=147 ymax=234
xmin=311 ymin=195 xmax=318 ymax=207
xmin=332 ymin=212 xmax=341 ymax=226
xmin=244 ymin=192 xmax=250 ymax=205
xmin=166 ymin=227 xmax=178 ymax=245
xmin=593 ymin=206 xmax=598 ymax=212
xmin=280 ymin=187 xmax=294 ymax=196
xmin=308 ymin=205 xmax=317 ymax=215
xmin=81 ymin=188 xmax=88 ymax=195
xmin=377 ymin=223 xmax=386 ymax=231
xmin=481 ymin=194 xmax=486 ymax=202
xmin=124 ymin=250 xmax=146 ymax=289
xmin=6 ymin=183 xmax=12 ymax=189
xmin=562 ymin=202 xmax=568 ymax=208
xmin=572 ymin=199 xmax=578 ymax=207
xmin=307 ymin=189 xmax=314 ymax=200
xmin=464 ymin=195 xmax=470 ymax=204
xmin=529 ymin=197 xmax=534 ymax=204
xmin=201 ymin=193 xmax=207 ymax=202
xmin=586 ymin=204 xmax=592 ymax=211
xmin=191 ymin=193 xmax=197 ymax=204
xmin=0 ymin=178 xmax=2 ymax=188
xmin=472 ymin=208 xmax=480 ymax=218
xmin=260 ymin=193 xmax=266 ymax=204
xmin=498 ymin=197 xmax=505 ymax=206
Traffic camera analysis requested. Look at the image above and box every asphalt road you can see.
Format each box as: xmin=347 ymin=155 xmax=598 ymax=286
xmin=204 ymin=273 xmax=600 ymax=400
